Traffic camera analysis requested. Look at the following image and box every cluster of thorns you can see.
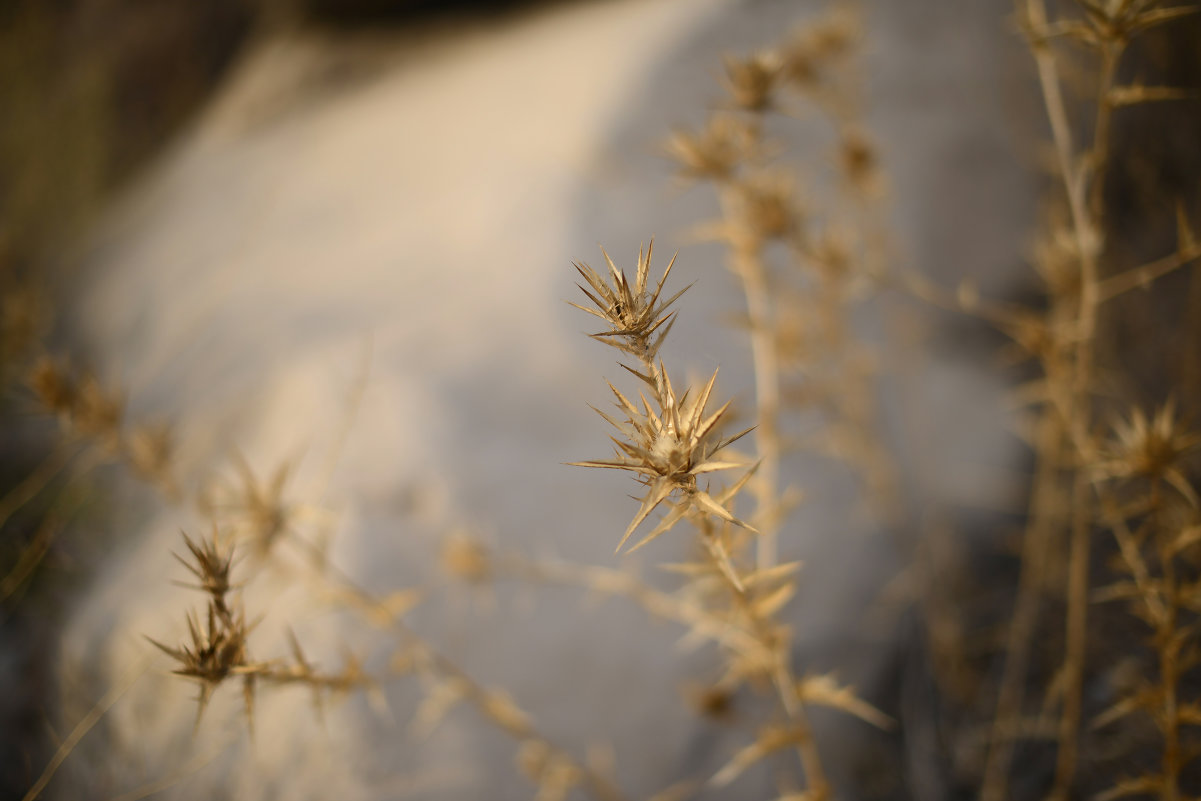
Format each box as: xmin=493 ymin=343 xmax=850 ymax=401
xmin=148 ymin=530 xmax=376 ymax=731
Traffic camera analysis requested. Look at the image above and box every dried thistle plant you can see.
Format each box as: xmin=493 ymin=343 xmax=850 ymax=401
xmin=570 ymin=243 xmax=755 ymax=553
xmin=148 ymin=527 xmax=395 ymax=735
xmin=937 ymin=3 xmax=1201 ymax=800
xmin=665 ymin=3 xmax=898 ymax=578
xmin=571 ymin=240 xmax=894 ymax=799
xmin=25 ymin=355 xmax=180 ymax=499
xmin=147 ymin=528 xmax=260 ymax=728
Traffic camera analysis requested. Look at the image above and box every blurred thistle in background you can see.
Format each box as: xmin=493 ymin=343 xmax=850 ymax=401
xmin=2 ymin=1 xmax=1201 ymax=800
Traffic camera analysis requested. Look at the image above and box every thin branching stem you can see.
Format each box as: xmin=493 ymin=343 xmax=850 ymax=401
xmin=1021 ymin=1 xmax=1124 ymax=793
xmin=980 ymin=417 xmax=1064 ymax=801
xmin=1150 ymin=479 xmax=1182 ymax=801
xmin=284 ymin=535 xmax=629 ymax=801
xmin=498 ymin=554 xmax=765 ymax=656
xmin=693 ymin=515 xmax=829 ymax=798
xmin=715 ymin=182 xmax=783 ymax=571
xmin=739 ymin=245 xmax=783 ymax=571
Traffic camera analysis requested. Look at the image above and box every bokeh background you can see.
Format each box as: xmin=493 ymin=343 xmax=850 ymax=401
xmin=3 ymin=1 xmax=1198 ymax=799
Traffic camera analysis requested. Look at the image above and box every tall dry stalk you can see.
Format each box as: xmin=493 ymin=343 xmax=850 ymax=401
xmin=665 ymin=5 xmax=897 ymax=578
xmin=976 ymin=2 xmax=1201 ymax=799
xmin=570 ymin=241 xmax=894 ymax=798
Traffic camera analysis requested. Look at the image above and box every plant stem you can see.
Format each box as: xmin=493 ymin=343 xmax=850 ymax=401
xmin=1151 ymin=479 xmax=1181 ymax=801
xmin=980 ymin=416 xmax=1062 ymax=801
xmin=738 ymin=245 xmax=783 ymax=571
xmin=285 ymin=535 xmax=629 ymax=801
xmin=694 ymin=515 xmax=829 ymax=798
xmin=1021 ymin=3 xmax=1122 ymax=794
xmin=714 ymin=179 xmax=783 ymax=571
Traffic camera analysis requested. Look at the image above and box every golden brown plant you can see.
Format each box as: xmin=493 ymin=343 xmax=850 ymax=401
xmin=572 ymin=240 xmax=894 ymax=799
xmin=964 ymin=3 xmax=1201 ymax=800
xmin=15 ymin=4 xmax=1201 ymax=801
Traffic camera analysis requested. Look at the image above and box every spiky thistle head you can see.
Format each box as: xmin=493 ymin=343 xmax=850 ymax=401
xmin=570 ymin=240 xmax=689 ymax=361
xmin=570 ymin=368 xmax=755 ymax=553
xmin=1098 ymin=401 xmax=1201 ymax=504
xmin=198 ymin=454 xmax=296 ymax=555
xmin=147 ymin=600 xmax=263 ymax=728
xmin=27 ymin=356 xmax=124 ymax=445
xmin=779 ymin=9 xmax=858 ymax=88
xmin=722 ymin=51 xmax=781 ymax=112
xmin=149 ymin=529 xmax=266 ymax=729
xmin=173 ymin=527 xmax=236 ymax=608
xmin=734 ymin=172 xmax=803 ymax=243
xmin=151 ymin=604 xmax=253 ymax=688
xmin=665 ymin=114 xmax=757 ymax=183
xmin=28 ymin=356 xmax=75 ymax=416
xmin=440 ymin=530 xmax=492 ymax=584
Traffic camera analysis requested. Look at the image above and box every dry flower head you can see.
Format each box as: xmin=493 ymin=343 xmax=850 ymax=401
xmin=570 ymin=243 xmax=756 ymax=553
xmin=665 ymin=114 xmax=757 ymax=183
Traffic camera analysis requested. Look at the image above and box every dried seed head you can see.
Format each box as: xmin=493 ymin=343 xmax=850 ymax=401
xmin=570 ymin=240 xmax=688 ymax=360
xmin=735 ymin=173 xmax=802 ymax=242
xmin=440 ymin=530 xmax=492 ymax=584
xmin=29 ymin=357 xmax=125 ymax=445
xmin=148 ymin=600 xmax=259 ymax=724
xmin=29 ymin=357 xmax=75 ymax=415
xmin=571 ymin=368 xmax=755 ymax=552
xmin=807 ymin=9 xmax=858 ymax=57
xmin=686 ymin=683 xmax=737 ymax=721
xmin=780 ymin=42 xmax=820 ymax=89
xmin=650 ymin=426 xmax=692 ymax=477
xmin=1103 ymin=402 xmax=1201 ymax=488
xmin=809 ymin=228 xmax=853 ymax=280
xmin=73 ymin=373 xmax=124 ymax=444
xmin=722 ymin=51 xmax=781 ymax=112
xmin=839 ymin=129 xmax=878 ymax=192
xmin=175 ymin=528 xmax=236 ymax=605
xmin=665 ymin=114 xmax=757 ymax=182
xmin=780 ymin=10 xmax=858 ymax=88
xmin=227 ymin=456 xmax=295 ymax=553
xmin=126 ymin=421 xmax=175 ymax=485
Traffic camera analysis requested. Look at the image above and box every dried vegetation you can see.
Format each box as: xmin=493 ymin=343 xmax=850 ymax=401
xmin=3 ymin=1 xmax=1201 ymax=799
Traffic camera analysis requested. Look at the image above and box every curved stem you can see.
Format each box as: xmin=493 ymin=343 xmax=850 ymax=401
xmin=284 ymin=535 xmax=628 ymax=801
